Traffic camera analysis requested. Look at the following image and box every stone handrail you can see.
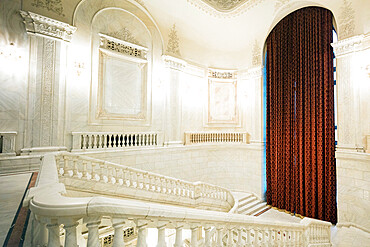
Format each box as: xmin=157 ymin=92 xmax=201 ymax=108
xmin=184 ymin=131 xmax=249 ymax=145
xmin=57 ymin=153 xmax=234 ymax=212
xmin=0 ymin=131 xmax=17 ymax=156
xmin=72 ymin=131 xmax=160 ymax=151
xmin=24 ymin=153 xmax=332 ymax=246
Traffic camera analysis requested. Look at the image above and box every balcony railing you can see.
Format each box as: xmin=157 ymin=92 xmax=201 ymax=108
xmin=184 ymin=131 xmax=249 ymax=145
xmin=24 ymin=153 xmax=332 ymax=247
xmin=72 ymin=132 xmax=160 ymax=151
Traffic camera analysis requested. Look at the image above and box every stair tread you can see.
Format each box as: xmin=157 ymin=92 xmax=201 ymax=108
xmin=244 ymin=202 xmax=267 ymax=215
xmin=238 ymin=200 xmax=260 ymax=213
xmin=238 ymin=196 xmax=258 ymax=207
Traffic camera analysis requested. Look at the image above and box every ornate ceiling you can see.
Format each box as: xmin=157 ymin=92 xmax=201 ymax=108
xmin=187 ymin=0 xmax=263 ymax=17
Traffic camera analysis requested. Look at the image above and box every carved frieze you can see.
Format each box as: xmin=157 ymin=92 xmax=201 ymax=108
xmin=20 ymin=11 xmax=76 ymax=42
xmin=208 ymin=69 xmax=237 ymax=79
xmin=187 ymin=0 xmax=262 ymax=17
xmin=162 ymin=55 xmax=187 ymax=71
xmin=99 ymin=33 xmax=148 ymax=60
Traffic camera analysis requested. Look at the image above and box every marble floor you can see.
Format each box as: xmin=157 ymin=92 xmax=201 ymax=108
xmin=0 ymin=173 xmax=31 ymax=246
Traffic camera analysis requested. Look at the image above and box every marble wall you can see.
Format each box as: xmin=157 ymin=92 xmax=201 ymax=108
xmin=77 ymin=144 xmax=263 ymax=198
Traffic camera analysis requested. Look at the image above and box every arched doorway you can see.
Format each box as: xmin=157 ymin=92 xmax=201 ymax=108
xmin=263 ymin=6 xmax=337 ymax=224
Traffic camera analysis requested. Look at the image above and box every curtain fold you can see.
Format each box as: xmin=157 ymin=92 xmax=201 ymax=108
xmin=266 ymin=7 xmax=337 ymax=224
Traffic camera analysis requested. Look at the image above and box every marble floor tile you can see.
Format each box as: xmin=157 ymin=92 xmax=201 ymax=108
xmin=0 ymin=173 xmax=31 ymax=246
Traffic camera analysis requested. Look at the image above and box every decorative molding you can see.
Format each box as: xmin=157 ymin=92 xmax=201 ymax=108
xmin=99 ymin=33 xmax=148 ymax=60
xmin=108 ymin=27 xmax=142 ymax=46
xmin=162 ymin=55 xmax=187 ymax=71
xmin=208 ymin=68 xmax=237 ymax=80
xmin=274 ymin=0 xmax=290 ymax=13
xmin=339 ymin=0 xmax=355 ymax=40
xmin=40 ymin=39 xmax=55 ymax=146
xmin=331 ymin=34 xmax=367 ymax=57
xmin=31 ymin=0 xmax=64 ymax=16
xmin=187 ymin=0 xmax=263 ymax=18
xmin=252 ymin=40 xmax=262 ymax=66
xmin=240 ymin=66 xmax=263 ymax=79
xmin=20 ymin=11 xmax=76 ymax=42
xmin=166 ymin=24 xmax=181 ymax=56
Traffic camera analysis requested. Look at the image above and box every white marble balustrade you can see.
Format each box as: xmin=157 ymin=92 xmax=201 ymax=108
xmin=56 ymin=153 xmax=234 ymax=212
xmin=72 ymin=132 xmax=159 ymax=151
xmin=0 ymin=131 xmax=17 ymax=156
xmin=184 ymin=132 xmax=249 ymax=145
xmin=23 ymin=153 xmax=332 ymax=246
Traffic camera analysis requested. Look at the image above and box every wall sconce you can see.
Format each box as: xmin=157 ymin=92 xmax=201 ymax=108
xmin=74 ymin=61 xmax=85 ymax=76
xmin=0 ymin=43 xmax=22 ymax=59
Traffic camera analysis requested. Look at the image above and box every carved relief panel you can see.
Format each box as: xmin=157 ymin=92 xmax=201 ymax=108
xmin=207 ymin=69 xmax=239 ymax=125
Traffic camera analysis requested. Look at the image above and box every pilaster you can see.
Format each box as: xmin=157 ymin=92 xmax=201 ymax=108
xmin=332 ymin=33 xmax=370 ymax=152
xmin=162 ymin=55 xmax=187 ymax=146
xmin=20 ymin=11 xmax=76 ymax=153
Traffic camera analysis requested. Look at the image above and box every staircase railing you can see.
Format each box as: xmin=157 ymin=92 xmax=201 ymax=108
xmin=56 ymin=153 xmax=234 ymax=212
xmin=24 ymin=153 xmax=332 ymax=247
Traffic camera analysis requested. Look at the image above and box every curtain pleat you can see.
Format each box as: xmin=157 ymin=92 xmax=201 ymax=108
xmin=266 ymin=7 xmax=337 ymax=224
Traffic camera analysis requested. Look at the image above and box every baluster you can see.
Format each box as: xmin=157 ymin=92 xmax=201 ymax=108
xmin=82 ymin=161 xmax=88 ymax=179
xmin=130 ymin=171 xmax=136 ymax=188
xmin=138 ymin=173 xmax=144 ymax=189
xmin=216 ymin=227 xmax=223 ymax=247
xmin=157 ymin=222 xmax=167 ymax=247
xmin=174 ymin=225 xmax=183 ymax=247
xmin=84 ymin=217 xmax=101 ymax=247
xmin=204 ymin=226 xmax=211 ymax=247
xmin=63 ymin=219 xmax=79 ymax=247
xmin=33 ymin=215 xmax=48 ymax=247
xmin=227 ymin=228 xmax=233 ymax=246
xmin=46 ymin=221 xmax=60 ymax=247
xmin=108 ymin=166 xmax=115 ymax=184
xmin=237 ymin=228 xmax=243 ymax=247
xmin=136 ymin=221 xmax=148 ymax=247
xmin=246 ymin=228 xmax=252 ymax=246
xmin=112 ymin=218 xmax=126 ymax=247
xmin=72 ymin=158 xmax=78 ymax=178
xmin=190 ymin=225 xmax=198 ymax=247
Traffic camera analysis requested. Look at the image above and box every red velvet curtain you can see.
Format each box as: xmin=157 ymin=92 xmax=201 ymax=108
xmin=266 ymin=7 xmax=337 ymax=224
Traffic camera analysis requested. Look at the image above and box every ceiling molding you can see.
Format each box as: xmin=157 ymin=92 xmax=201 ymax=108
xmin=187 ymin=0 xmax=263 ymax=18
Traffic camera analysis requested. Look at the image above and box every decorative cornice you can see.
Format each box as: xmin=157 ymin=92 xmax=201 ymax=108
xmin=239 ymin=65 xmax=263 ymax=79
xmin=208 ymin=68 xmax=237 ymax=79
xmin=331 ymin=34 xmax=370 ymax=57
xmin=20 ymin=11 xmax=76 ymax=42
xmin=187 ymin=0 xmax=263 ymax=18
xmin=162 ymin=55 xmax=187 ymax=71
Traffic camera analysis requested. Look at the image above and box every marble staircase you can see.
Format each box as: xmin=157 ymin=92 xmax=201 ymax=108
xmin=235 ymin=193 xmax=270 ymax=216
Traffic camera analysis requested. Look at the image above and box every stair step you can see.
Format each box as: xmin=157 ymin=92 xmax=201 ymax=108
xmin=238 ymin=196 xmax=257 ymax=208
xmin=238 ymin=200 xmax=260 ymax=214
xmin=238 ymin=193 xmax=253 ymax=203
xmin=244 ymin=203 xmax=267 ymax=215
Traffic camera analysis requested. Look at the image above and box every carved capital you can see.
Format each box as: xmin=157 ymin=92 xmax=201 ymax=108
xmin=20 ymin=11 xmax=76 ymax=42
xmin=208 ymin=68 xmax=237 ymax=80
xmin=162 ymin=55 xmax=187 ymax=71
xmin=331 ymin=33 xmax=370 ymax=57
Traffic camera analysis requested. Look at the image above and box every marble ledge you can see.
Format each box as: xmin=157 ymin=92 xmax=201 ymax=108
xmin=335 ymin=151 xmax=370 ymax=161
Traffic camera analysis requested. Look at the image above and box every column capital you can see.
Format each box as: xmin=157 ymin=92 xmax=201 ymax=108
xmin=20 ymin=11 xmax=76 ymax=42
xmin=331 ymin=33 xmax=370 ymax=57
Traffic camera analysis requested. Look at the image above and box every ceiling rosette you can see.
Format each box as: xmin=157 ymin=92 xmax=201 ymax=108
xmin=187 ymin=0 xmax=263 ymax=17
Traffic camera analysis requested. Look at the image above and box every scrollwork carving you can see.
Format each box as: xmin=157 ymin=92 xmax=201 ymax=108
xmin=99 ymin=34 xmax=148 ymax=59
xmin=108 ymin=27 xmax=142 ymax=46
xmin=166 ymin=24 xmax=181 ymax=56
xmin=339 ymin=0 xmax=355 ymax=39
xmin=31 ymin=0 xmax=65 ymax=16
